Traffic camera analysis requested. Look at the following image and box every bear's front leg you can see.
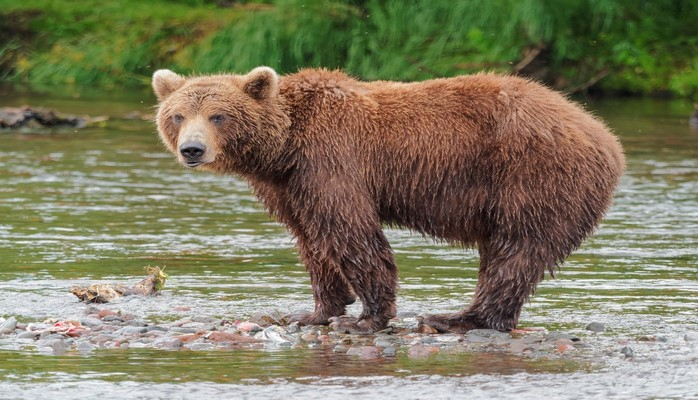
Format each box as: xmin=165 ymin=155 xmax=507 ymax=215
xmin=327 ymin=228 xmax=398 ymax=334
xmin=291 ymin=178 xmax=398 ymax=334
xmin=285 ymin=235 xmax=356 ymax=326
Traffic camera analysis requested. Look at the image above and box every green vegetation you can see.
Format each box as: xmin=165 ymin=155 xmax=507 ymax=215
xmin=1 ymin=0 xmax=697 ymax=97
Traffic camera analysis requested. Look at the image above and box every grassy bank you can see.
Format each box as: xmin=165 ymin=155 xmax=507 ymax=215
xmin=1 ymin=0 xmax=697 ymax=97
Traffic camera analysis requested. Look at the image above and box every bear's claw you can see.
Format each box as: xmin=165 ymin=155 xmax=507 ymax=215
xmin=329 ymin=315 xmax=387 ymax=334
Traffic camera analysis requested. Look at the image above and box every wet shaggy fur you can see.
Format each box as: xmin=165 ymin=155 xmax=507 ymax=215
xmin=152 ymin=67 xmax=625 ymax=334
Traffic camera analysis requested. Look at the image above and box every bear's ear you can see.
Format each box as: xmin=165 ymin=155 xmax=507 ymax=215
xmin=243 ymin=66 xmax=279 ymax=100
xmin=152 ymin=69 xmax=186 ymax=101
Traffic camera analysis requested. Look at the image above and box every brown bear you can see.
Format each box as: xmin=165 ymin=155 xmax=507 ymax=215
xmin=152 ymin=67 xmax=624 ymax=334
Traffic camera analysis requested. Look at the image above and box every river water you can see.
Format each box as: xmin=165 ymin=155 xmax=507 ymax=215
xmin=0 ymin=90 xmax=696 ymax=399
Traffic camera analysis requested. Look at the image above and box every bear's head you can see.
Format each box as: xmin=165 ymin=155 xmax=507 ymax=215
xmin=152 ymin=67 xmax=291 ymax=176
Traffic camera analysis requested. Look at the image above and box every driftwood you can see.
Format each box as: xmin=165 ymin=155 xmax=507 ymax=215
xmin=71 ymin=267 xmax=168 ymax=303
xmin=0 ymin=106 xmax=89 ymax=129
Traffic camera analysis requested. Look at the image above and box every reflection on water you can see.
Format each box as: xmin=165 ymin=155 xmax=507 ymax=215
xmin=0 ymin=93 xmax=697 ymax=398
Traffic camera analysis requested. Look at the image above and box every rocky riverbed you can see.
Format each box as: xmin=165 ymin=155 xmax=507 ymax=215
xmin=2 ymin=308 xmax=695 ymax=363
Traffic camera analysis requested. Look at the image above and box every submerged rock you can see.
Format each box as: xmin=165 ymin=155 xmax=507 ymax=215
xmin=0 ymin=106 xmax=89 ymax=129
xmin=586 ymin=322 xmax=606 ymax=332
xmin=0 ymin=316 xmax=18 ymax=334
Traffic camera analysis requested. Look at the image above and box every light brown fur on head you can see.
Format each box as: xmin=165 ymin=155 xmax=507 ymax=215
xmin=152 ymin=67 xmax=290 ymax=176
xmin=152 ymin=67 xmax=624 ymax=334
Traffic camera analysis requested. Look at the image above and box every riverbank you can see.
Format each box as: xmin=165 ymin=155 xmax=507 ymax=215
xmin=1 ymin=0 xmax=697 ymax=98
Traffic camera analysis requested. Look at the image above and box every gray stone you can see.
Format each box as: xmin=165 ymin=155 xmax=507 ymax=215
xmin=77 ymin=341 xmax=96 ymax=353
xmin=620 ymin=346 xmax=635 ymax=358
xmin=169 ymin=327 xmax=198 ymax=334
xmin=467 ymin=329 xmax=509 ymax=339
xmin=102 ymin=315 xmax=125 ymax=323
xmin=37 ymin=338 xmax=68 ymax=353
xmin=80 ymin=317 xmax=104 ymax=328
xmin=145 ymin=325 xmax=169 ymax=332
xmin=382 ymin=346 xmax=397 ymax=357
xmin=114 ymin=326 xmax=147 ymax=335
xmin=0 ymin=316 xmax=18 ymax=334
xmin=191 ymin=315 xmax=218 ymax=324
xmin=16 ymin=331 xmax=39 ymax=340
xmin=126 ymin=320 xmax=148 ymax=327
xmin=684 ymin=332 xmax=698 ymax=342
xmin=153 ymin=337 xmax=183 ymax=350
xmin=186 ymin=342 xmax=215 ymax=351
xmin=586 ymin=322 xmax=606 ymax=332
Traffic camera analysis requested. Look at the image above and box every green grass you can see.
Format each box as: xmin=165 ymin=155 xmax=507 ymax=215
xmin=2 ymin=0 xmax=698 ymax=98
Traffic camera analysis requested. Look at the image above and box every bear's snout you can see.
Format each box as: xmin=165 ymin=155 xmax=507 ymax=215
xmin=179 ymin=141 xmax=206 ymax=167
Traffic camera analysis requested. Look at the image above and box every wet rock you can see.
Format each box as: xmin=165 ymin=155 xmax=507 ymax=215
xmin=332 ymin=344 xmax=349 ymax=353
xmin=382 ymin=346 xmax=397 ymax=357
xmin=0 ymin=316 xmax=18 ymax=334
xmin=0 ymin=106 xmax=88 ymax=129
xmin=114 ymin=326 xmax=147 ymax=335
xmin=254 ymin=326 xmax=294 ymax=346
xmin=408 ymin=344 xmax=439 ymax=358
xmin=153 ymin=337 xmax=183 ymax=350
xmin=77 ymin=341 xmax=96 ymax=353
xmin=300 ymin=332 xmax=320 ymax=343
xmin=37 ymin=338 xmax=68 ymax=353
xmin=191 ymin=316 xmax=219 ymax=324
xmin=468 ymin=329 xmax=510 ymax=338
xmin=684 ymin=332 xmax=698 ymax=342
xmin=620 ymin=346 xmax=635 ymax=358
xmin=16 ymin=331 xmax=39 ymax=340
xmin=169 ymin=327 xmax=199 ymax=334
xmin=346 ymin=346 xmax=381 ymax=359
xmin=204 ymin=331 xmax=258 ymax=344
xmin=249 ymin=312 xmax=284 ymax=327
xmin=79 ymin=317 xmax=104 ymax=328
xmin=235 ymin=321 xmax=263 ymax=333
xmin=509 ymin=339 xmax=531 ymax=353
xmin=555 ymin=339 xmax=576 ymax=353
xmin=186 ymin=342 xmax=215 ymax=351
xmin=145 ymin=325 xmax=169 ymax=333
xmin=286 ymin=322 xmax=300 ymax=334
xmin=586 ymin=322 xmax=606 ymax=332
xmin=637 ymin=335 xmax=656 ymax=342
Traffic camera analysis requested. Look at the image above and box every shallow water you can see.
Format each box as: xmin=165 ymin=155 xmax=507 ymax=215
xmin=0 ymin=91 xmax=697 ymax=399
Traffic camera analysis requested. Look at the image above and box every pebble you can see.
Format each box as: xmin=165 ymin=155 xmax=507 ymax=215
xmin=37 ymin=338 xmax=68 ymax=353
xmin=16 ymin=331 xmax=39 ymax=340
xmin=0 ymin=316 xmax=18 ymax=334
xmin=408 ymin=344 xmax=439 ymax=358
xmin=620 ymin=346 xmax=635 ymax=358
xmin=586 ymin=322 xmax=606 ymax=332
xmin=382 ymin=346 xmax=397 ymax=357
xmin=80 ymin=317 xmax=104 ymax=328
xmin=153 ymin=337 xmax=183 ymax=350
xmin=684 ymin=332 xmax=698 ymax=342
xmin=114 ymin=326 xmax=147 ymax=335
xmin=346 ymin=345 xmax=381 ymax=359
xmin=254 ymin=326 xmax=294 ymax=345
xmin=77 ymin=341 xmax=96 ymax=353
xmin=186 ymin=342 xmax=215 ymax=351
xmin=2 ymin=311 xmax=633 ymax=363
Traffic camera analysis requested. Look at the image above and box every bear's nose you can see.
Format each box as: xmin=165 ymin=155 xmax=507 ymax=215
xmin=179 ymin=141 xmax=206 ymax=160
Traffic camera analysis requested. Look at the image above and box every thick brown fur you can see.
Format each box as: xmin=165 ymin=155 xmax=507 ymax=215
xmin=152 ymin=67 xmax=625 ymax=334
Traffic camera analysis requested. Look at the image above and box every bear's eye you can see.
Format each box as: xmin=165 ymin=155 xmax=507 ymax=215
xmin=172 ymin=114 xmax=184 ymax=125
xmin=209 ymin=114 xmax=226 ymax=124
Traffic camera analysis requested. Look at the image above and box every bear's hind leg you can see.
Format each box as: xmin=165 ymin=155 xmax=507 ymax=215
xmin=420 ymin=237 xmax=550 ymax=333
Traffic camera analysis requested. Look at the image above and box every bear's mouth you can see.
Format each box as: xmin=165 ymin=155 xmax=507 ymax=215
xmin=184 ymin=161 xmax=204 ymax=168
